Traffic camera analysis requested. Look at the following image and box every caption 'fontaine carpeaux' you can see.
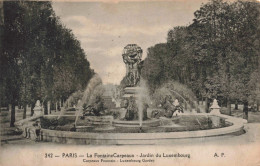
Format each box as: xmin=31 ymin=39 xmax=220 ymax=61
xmin=15 ymin=44 xmax=247 ymax=145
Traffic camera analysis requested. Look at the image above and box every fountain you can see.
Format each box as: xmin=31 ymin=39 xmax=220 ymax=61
xmin=113 ymin=44 xmax=161 ymax=128
xmin=14 ymin=44 xmax=246 ymax=145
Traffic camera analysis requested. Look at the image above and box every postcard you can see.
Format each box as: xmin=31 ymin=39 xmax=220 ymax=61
xmin=1 ymin=0 xmax=260 ymax=165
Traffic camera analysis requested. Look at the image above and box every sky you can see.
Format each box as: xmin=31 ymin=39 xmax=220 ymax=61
xmin=52 ymin=0 xmax=209 ymax=85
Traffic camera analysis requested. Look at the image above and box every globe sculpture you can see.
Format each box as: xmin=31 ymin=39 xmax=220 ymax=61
xmin=121 ymin=44 xmax=148 ymax=121
xmin=122 ymin=44 xmax=143 ymax=87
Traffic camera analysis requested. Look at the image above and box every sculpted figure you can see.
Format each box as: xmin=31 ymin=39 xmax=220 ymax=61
xmin=151 ymin=96 xmax=185 ymax=118
xmin=142 ymin=103 xmax=149 ymax=120
xmin=82 ymin=96 xmax=104 ymax=116
xmin=122 ymin=44 xmax=143 ymax=87
xmin=125 ymin=96 xmax=138 ymax=120
xmin=162 ymin=95 xmax=175 ymax=118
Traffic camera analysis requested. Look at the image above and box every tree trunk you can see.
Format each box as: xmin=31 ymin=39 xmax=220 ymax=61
xmin=243 ymin=101 xmax=248 ymax=120
xmin=51 ymin=102 xmax=55 ymax=111
xmin=257 ymin=100 xmax=259 ymax=112
xmin=23 ymin=104 xmax=27 ymax=119
xmin=55 ymin=102 xmax=58 ymax=112
xmin=205 ymin=97 xmax=209 ymax=113
xmin=47 ymin=101 xmax=51 ymax=114
xmin=59 ymin=99 xmax=62 ymax=108
xmin=227 ymin=98 xmax=231 ymax=116
xmin=31 ymin=102 xmax=35 ymax=116
xmin=10 ymin=103 xmax=15 ymax=127
xmin=18 ymin=104 xmax=22 ymax=109
xmin=208 ymin=101 xmax=211 ymax=113
xmin=219 ymin=99 xmax=223 ymax=107
xmin=194 ymin=101 xmax=200 ymax=113
xmin=43 ymin=101 xmax=48 ymax=115
xmin=235 ymin=100 xmax=238 ymax=110
xmin=9 ymin=104 xmax=11 ymax=112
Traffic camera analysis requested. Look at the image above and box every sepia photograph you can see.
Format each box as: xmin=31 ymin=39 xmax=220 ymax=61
xmin=0 ymin=0 xmax=260 ymax=165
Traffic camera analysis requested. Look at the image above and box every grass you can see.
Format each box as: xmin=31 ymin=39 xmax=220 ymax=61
xmin=220 ymin=107 xmax=260 ymax=123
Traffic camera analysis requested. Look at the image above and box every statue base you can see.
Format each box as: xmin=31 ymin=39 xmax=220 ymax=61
xmin=121 ymin=86 xmax=148 ymax=121
xmin=122 ymin=87 xmax=142 ymax=99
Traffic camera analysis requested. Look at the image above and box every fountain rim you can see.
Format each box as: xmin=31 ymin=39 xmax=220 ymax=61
xmin=15 ymin=113 xmax=246 ymax=142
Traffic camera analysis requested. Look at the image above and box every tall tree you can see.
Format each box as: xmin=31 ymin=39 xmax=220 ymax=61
xmin=2 ymin=1 xmax=94 ymax=125
xmin=142 ymin=0 xmax=260 ymax=115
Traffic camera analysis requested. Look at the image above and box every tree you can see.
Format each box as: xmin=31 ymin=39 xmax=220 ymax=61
xmin=141 ymin=43 xmax=171 ymax=93
xmin=142 ymin=0 xmax=260 ymax=115
xmin=2 ymin=1 xmax=25 ymax=126
xmin=2 ymin=1 xmax=93 ymax=125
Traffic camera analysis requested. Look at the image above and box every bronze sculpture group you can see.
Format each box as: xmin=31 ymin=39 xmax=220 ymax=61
xmin=122 ymin=44 xmax=143 ymax=87
xmin=122 ymin=96 xmax=148 ymax=121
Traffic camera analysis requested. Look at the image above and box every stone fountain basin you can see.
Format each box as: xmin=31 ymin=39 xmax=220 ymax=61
xmin=15 ymin=113 xmax=246 ymax=145
xmin=77 ymin=116 xmax=113 ymax=125
xmin=113 ymin=119 xmax=161 ymax=127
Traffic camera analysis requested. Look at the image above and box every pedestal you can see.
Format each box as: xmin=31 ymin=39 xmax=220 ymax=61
xmin=121 ymin=86 xmax=148 ymax=121
xmin=33 ymin=108 xmax=43 ymax=116
xmin=210 ymin=108 xmax=221 ymax=114
xmin=210 ymin=99 xmax=221 ymax=115
xmin=209 ymin=116 xmax=221 ymax=127
xmin=122 ymin=87 xmax=143 ymax=99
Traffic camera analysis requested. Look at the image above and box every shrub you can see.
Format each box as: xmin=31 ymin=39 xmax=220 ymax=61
xmin=40 ymin=117 xmax=58 ymax=129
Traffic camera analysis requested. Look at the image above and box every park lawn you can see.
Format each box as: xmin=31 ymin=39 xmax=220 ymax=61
xmin=220 ymin=107 xmax=260 ymax=123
